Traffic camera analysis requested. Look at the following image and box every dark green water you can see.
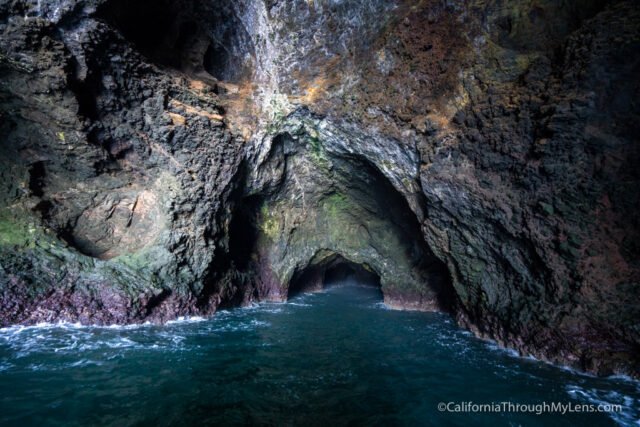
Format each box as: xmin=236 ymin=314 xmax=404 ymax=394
xmin=0 ymin=284 xmax=638 ymax=426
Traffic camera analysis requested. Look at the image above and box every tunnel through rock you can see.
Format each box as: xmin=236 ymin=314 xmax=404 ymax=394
xmin=227 ymin=128 xmax=456 ymax=312
xmin=324 ymin=258 xmax=381 ymax=288
xmin=288 ymin=254 xmax=382 ymax=299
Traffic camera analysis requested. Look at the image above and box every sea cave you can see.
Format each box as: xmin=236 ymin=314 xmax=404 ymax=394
xmin=0 ymin=0 xmax=639 ymax=425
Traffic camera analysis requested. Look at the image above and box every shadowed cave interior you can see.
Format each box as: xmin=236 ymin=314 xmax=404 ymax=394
xmin=96 ymin=0 xmax=254 ymax=80
xmin=225 ymin=131 xmax=456 ymax=311
xmin=288 ymin=254 xmax=383 ymax=299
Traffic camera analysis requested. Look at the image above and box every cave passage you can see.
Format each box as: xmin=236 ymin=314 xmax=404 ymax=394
xmin=224 ymin=131 xmax=456 ymax=311
xmin=323 ymin=259 xmax=381 ymax=288
xmin=288 ymin=254 xmax=382 ymax=299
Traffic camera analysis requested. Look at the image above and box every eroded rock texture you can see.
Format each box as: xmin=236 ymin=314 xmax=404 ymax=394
xmin=0 ymin=0 xmax=638 ymax=377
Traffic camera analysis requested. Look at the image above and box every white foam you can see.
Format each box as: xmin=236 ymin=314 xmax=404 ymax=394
xmin=27 ymin=363 xmax=46 ymax=371
xmin=103 ymin=322 xmax=155 ymax=330
xmin=68 ymin=359 xmax=103 ymax=368
xmin=477 ymin=337 xmax=608 ymax=379
xmin=239 ymin=303 xmax=262 ymax=311
xmin=373 ymin=302 xmax=391 ymax=310
xmin=566 ymin=384 xmax=640 ymax=426
xmin=251 ymin=320 xmax=270 ymax=327
xmin=287 ymin=302 xmax=311 ymax=307
xmin=260 ymin=307 xmax=285 ymax=313
xmin=484 ymin=341 xmax=520 ymax=358
xmin=0 ymin=321 xmax=158 ymax=335
xmin=165 ymin=316 xmax=207 ymax=325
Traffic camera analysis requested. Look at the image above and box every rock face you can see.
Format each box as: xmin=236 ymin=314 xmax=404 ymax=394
xmin=0 ymin=0 xmax=247 ymax=323
xmin=0 ymin=0 xmax=639 ymax=377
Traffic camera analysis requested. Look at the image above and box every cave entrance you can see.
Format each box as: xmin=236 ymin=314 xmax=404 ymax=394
xmin=224 ymin=131 xmax=456 ymax=313
xmin=228 ymin=194 xmax=262 ymax=271
xmin=324 ymin=260 xmax=380 ymax=288
xmin=288 ymin=254 xmax=382 ymax=300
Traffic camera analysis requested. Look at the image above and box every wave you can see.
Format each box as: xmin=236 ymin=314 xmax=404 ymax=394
xmin=287 ymin=302 xmax=312 ymax=307
xmin=0 ymin=321 xmax=158 ymax=335
xmin=165 ymin=316 xmax=208 ymax=325
xmin=566 ymin=384 xmax=640 ymax=426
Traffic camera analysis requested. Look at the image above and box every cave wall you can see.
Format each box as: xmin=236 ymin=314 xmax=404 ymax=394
xmin=0 ymin=0 xmax=638 ymax=376
xmin=0 ymin=0 xmax=247 ymax=323
xmin=417 ymin=2 xmax=640 ymax=376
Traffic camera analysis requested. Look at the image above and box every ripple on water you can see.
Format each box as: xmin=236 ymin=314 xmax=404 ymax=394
xmin=0 ymin=287 xmax=638 ymax=426
xmin=567 ymin=385 xmax=640 ymax=426
xmin=287 ymin=302 xmax=312 ymax=307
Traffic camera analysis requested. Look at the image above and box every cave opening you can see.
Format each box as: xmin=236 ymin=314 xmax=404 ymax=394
xmin=221 ymin=130 xmax=458 ymax=312
xmin=324 ymin=260 xmax=381 ymax=288
xmin=201 ymin=17 xmax=255 ymax=82
xmin=288 ymin=254 xmax=382 ymax=300
xmin=203 ymin=39 xmax=231 ymax=81
xmin=28 ymin=161 xmax=46 ymax=198
xmin=228 ymin=194 xmax=263 ymax=270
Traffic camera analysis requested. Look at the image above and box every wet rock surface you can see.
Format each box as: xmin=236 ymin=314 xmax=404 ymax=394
xmin=0 ymin=0 xmax=638 ymax=377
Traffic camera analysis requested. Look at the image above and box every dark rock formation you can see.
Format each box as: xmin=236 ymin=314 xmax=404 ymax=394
xmin=0 ymin=0 xmax=638 ymax=377
xmin=0 ymin=0 xmax=246 ymax=323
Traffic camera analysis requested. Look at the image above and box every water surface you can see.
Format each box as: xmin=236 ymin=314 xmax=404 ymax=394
xmin=0 ymin=284 xmax=638 ymax=426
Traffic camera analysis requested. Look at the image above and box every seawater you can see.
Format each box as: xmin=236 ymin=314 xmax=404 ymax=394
xmin=0 ymin=284 xmax=638 ymax=426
